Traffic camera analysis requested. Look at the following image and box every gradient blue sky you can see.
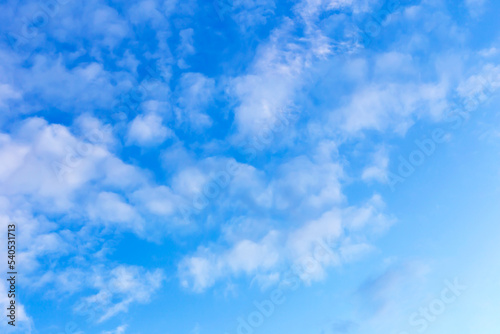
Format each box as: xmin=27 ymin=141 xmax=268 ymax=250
xmin=1 ymin=0 xmax=500 ymax=333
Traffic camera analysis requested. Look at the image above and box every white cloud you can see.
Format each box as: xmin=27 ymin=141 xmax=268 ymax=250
xmin=179 ymin=231 xmax=282 ymax=292
xmin=179 ymin=196 xmax=393 ymax=291
xmin=0 ymin=280 xmax=32 ymax=332
xmin=51 ymin=1 xmax=130 ymax=48
xmin=362 ymin=147 xmax=389 ymax=183
xmin=175 ymin=72 xmax=215 ymax=129
xmin=128 ymin=0 xmax=166 ymax=26
xmin=75 ymin=265 xmax=165 ymax=322
xmin=226 ymin=0 xmax=371 ymax=139
xmin=131 ymin=185 xmax=181 ymax=217
xmin=177 ymin=28 xmax=195 ymax=68
xmin=103 ymin=324 xmax=128 ymax=334
xmin=0 ymin=83 xmax=21 ymax=109
xmin=0 ymin=117 xmax=177 ymax=237
xmin=268 ymin=155 xmax=344 ymax=211
xmin=227 ymin=0 xmax=276 ymax=29
xmin=465 ymin=0 xmax=487 ymax=17
xmin=478 ymin=47 xmax=499 ymax=58
xmin=0 ymin=134 xmax=29 ymax=182
xmin=126 ymin=113 xmax=173 ymax=146
xmin=337 ymin=81 xmax=449 ymax=135
xmin=229 ymin=20 xmax=316 ymax=137
xmin=293 ymin=0 xmax=364 ymax=26
xmin=456 ymin=64 xmax=500 ymax=105
xmin=11 ymin=54 xmax=125 ymax=114
xmin=171 ymin=166 xmax=209 ymax=198
xmin=88 ymin=192 xmax=144 ymax=232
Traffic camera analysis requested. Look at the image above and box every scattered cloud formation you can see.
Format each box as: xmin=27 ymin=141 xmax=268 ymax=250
xmin=0 ymin=0 xmax=499 ymax=332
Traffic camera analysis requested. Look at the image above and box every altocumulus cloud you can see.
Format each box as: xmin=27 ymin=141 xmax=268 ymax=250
xmin=0 ymin=0 xmax=499 ymax=332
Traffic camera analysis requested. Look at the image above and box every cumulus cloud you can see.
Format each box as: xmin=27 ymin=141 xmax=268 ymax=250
xmin=126 ymin=113 xmax=173 ymax=146
xmin=88 ymin=192 xmax=144 ymax=232
xmin=229 ymin=19 xmax=324 ymax=137
xmin=337 ymin=81 xmax=449 ymax=135
xmin=0 ymin=116 xmax=187 ymax=240
xmin=179 ymin=195 xmax=393 ymax=292
xmin=268 ymin=155 xmax=344 ymax=211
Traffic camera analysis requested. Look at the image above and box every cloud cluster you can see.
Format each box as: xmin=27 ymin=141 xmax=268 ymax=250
xmin=180 ymin=194 xmax=392 ymax=292
xmin=0 ymin=0 xmax=498 ymax=331
xmin=75 ymin=265 xmax=164 ymax=322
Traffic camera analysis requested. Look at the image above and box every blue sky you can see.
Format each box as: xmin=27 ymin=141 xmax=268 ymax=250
xmin=1 ymin=0 xmax=500 ymax=333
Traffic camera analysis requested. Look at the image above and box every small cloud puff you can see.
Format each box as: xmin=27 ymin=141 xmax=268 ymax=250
xmin=126 ymin=113 xmax=174 ymax=147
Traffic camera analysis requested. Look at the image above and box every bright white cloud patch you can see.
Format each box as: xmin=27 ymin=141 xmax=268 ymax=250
xmin=180 ymin=195 xmax=393 ymax=292
xmin=127 ymin=113 xmax=173 ymax=146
